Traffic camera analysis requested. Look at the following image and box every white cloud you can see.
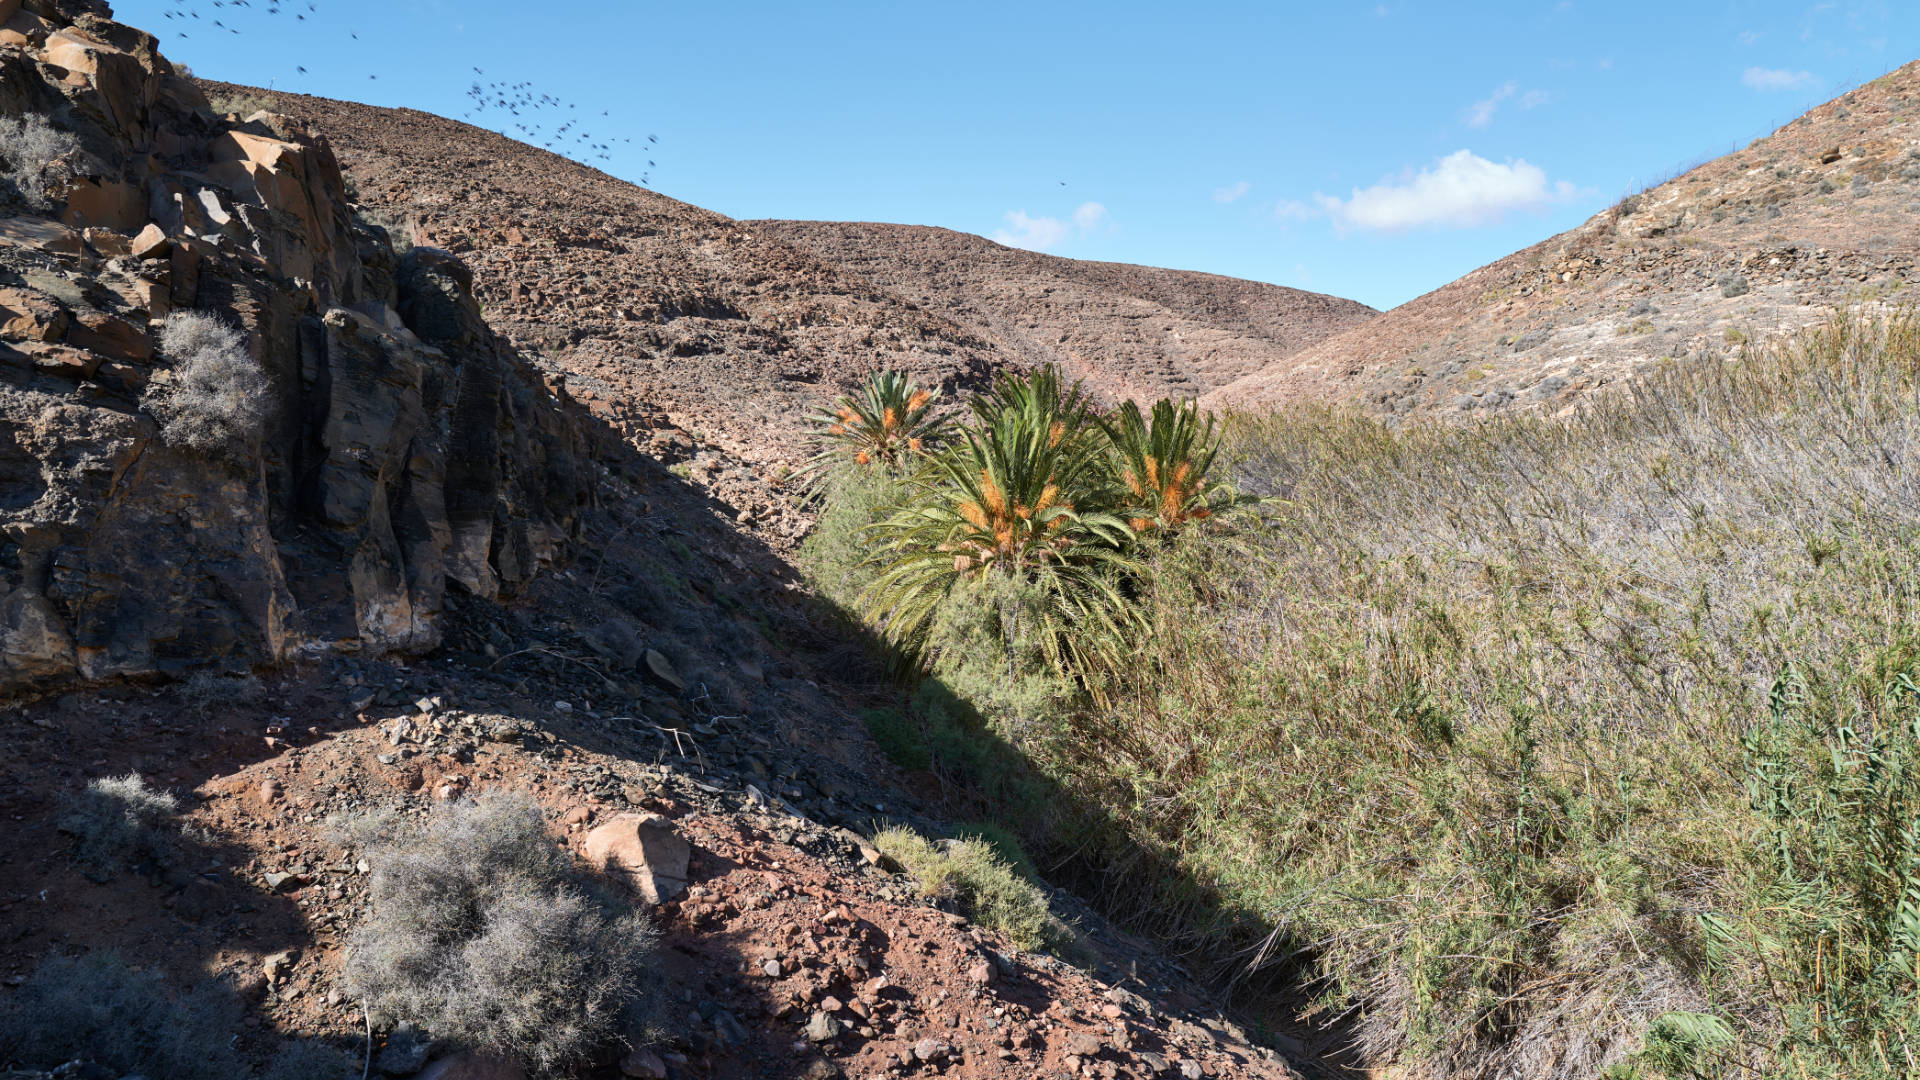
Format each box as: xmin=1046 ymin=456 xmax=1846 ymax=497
xmin=1213 ymin=180 xmax=1252 ymax=204
xmin=992 ymin=211 xmax=1071 ymax=251
xmin=1465 ymin=82 xmax=1517 ymax=128
xmin=991 ymin=202 xmax=1111 ymax=251
xmin=1315 ymin=150 xmax=1578 ymax=231
xmin=1736 ymin=29 xmax=1761 ymax=46
xmin=1519 ymin=89 xmax=1553 ymax=109
xmin=1273 ymin=199 xmax=1317 ymax=221
xmin=1743 ymin=66 xmax=1816 ymax=91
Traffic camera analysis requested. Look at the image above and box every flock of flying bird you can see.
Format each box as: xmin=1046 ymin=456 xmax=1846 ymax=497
xmin=151 ymin=0 xmax=659 ymax=186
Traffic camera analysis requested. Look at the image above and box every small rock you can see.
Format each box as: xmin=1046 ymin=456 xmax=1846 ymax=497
xmin=1067 ymin=1032 xmax=1104 ymax=1058
xmin=581 ymin=813 xmax=691 ymax=903
xmin=643 ymin=649 xmax=686 ymax=691
xmin=966 ymin=959 xmax=995 ymax=985
xmin=803 ymin=1011 xmax=843 ymax=1043
xmin=375 ymin=1024 xmax=433 ymax=1075
xmin=912 ymin=1038 xmax=949 ymax=1063
xmin=819 ymin=995 xmax=843 ymax=1012
xmin=262 ymin=949 xmax=297 ymax=985
xmin=711 ymin=1008 xmax=750 ymax=1047
xmin=761 ymin=959 xmax=783 ymax=978
xmin=619 ymin=1047 xmax=668 ymax=1078
xmin=258 ymin=778 xmax=282 ymax=804
xmin=262 ymin=871 xmax=302 ymax=892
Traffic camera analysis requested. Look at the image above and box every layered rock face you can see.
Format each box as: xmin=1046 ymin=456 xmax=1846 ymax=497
xmin=0 ymin=0 xmax=593 ymax=692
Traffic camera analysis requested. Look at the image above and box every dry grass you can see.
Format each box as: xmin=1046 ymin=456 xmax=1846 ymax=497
xmin=339 ymin=792 xmax=658 ymax=1077
xmin=1057 ymin=313 xmax=1920 ymax=1077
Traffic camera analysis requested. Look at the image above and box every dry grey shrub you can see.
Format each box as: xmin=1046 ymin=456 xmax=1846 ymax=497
xmin=146 ymin=311 xmax=272 ymax=456
xmin=178 ymin=669 xmax=268 ymax=710
xmin=0 ymin=113 xmax=78 ymax=210
xmin=0 ymin=951 xmax=245 ymax=1079
xmin=57 ymin=772 xmax=183 ymax=881
xmin=340 ymin=792 xmax=658 ymax=1077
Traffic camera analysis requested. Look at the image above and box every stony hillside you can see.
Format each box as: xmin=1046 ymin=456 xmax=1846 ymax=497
xmin=1206 ymin=60 xmax=1920 ymax=417
xmin=756 ymin=221 xmax=1376 ymax=403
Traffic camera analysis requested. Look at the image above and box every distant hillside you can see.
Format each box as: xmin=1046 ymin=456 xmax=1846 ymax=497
xmin=1206 ymin=60 xmax=1920 ymax=417
xmin=756 ymin=221 xmax=1376 ymax=403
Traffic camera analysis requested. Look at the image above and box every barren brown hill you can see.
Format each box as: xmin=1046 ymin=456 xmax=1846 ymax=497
xmin=1205 ymin=60 xmax=1920 ymax=418
xmin=755 ymin=220 xmax=1376 ymax=403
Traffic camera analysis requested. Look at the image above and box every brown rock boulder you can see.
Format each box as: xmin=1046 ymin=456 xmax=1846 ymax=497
xmin=581 ymin=813 xmax=690 ymax=904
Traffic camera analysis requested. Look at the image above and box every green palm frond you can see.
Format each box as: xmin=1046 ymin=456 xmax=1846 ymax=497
xmin=1100 ymin=397 xmax=1244 ymax=533
xmin=858 ymin=367 xmax=1143 ymax=677
xmin=799 ymin=371 xmax=950 ymax=488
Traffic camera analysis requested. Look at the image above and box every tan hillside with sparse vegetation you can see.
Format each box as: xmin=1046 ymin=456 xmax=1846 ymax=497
xmin=1207 ymin=59 xmax=1920 ymax=420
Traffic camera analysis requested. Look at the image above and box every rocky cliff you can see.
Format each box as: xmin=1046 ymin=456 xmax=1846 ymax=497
xmin=0 ymin=0 xmax=594 ymax=694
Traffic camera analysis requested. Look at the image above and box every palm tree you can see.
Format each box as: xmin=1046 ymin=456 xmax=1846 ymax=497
xmin=860 ymin=367 xmax=1140 ymax=677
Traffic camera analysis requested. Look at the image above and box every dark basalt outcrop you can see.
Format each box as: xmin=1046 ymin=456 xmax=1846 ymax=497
xmin=0 ymin=0 xmax=593 ymax=692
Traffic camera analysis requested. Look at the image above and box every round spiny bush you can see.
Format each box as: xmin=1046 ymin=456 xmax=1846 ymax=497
xmin=340 ymin=792 xmax=657 ymax=1076
xmin=58 ymin=772 xmax=183 ymax=881
xmin=145 ymin=311 xmax=272 ymax=457
xmin=0 ymin=951 xmax=244 ymax=1080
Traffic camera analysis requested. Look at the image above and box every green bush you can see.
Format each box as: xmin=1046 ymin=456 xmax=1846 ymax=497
xmin=861 ymin=367 xmax=1141 ymax=678
xmin=806 ymin=314 xmax=1920 ymax=1077
xmin=873 ymin=825 xmax=1070 ymax=952
xmin=860 ymin=706 xmax=930 ymax=772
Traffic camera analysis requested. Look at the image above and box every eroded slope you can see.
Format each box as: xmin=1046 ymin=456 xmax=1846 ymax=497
xmin=1207 ymin=60 xmax=1920 ymax=417
xmin=757 ymin=220 xmax=1376 ymax=403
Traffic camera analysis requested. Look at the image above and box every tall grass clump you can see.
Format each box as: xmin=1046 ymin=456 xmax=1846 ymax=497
xmin=340 ymin=792 xmax=657 ymax=1077
xmin=873 ymin=825 xmax=1073 ymax=952
xmin=1066 ymin=313 xmax=1920 ymax=1078
xmin=803 ymin=315 xmax=1920 ymax=1079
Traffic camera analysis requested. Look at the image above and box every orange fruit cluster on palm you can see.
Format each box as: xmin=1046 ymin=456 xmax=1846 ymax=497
xmin=1119 ymin=455 xmax=1213 ymax=533
xmin=1103 ymin=398 xmax=1223 ymax=533
xmin=953 ymin=470 xmax=1076 ymax=572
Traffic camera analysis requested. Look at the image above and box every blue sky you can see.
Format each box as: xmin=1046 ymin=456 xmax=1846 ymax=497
xmin=128 ymin=0 xmax=1916 ymax=310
